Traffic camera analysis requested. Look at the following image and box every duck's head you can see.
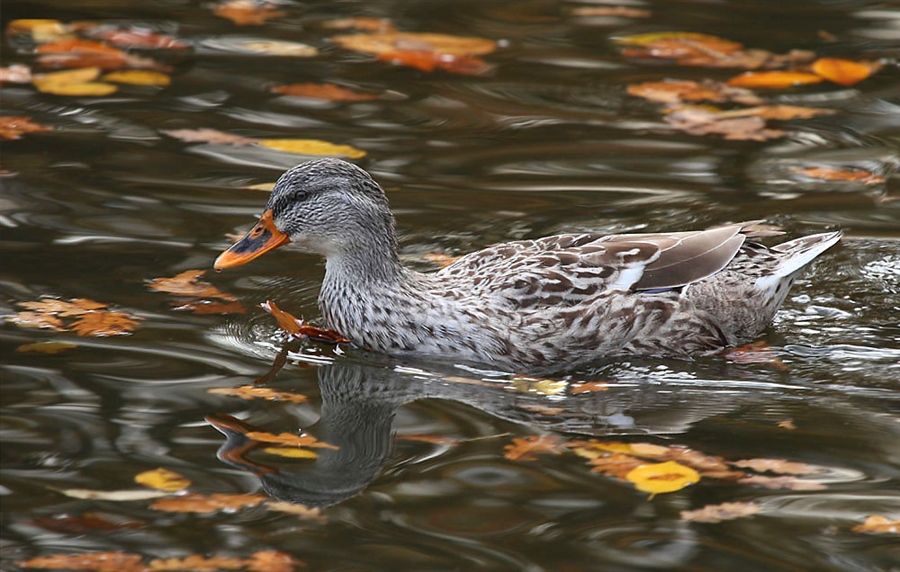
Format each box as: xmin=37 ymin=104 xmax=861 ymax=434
xmin=214 ymin=158 xmax=396 ymax=270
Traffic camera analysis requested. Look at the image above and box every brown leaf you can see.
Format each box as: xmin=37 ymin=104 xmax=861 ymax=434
xmin=519 ymin=403 xmax=565 ymax=415
xmin=377 ymin=50 xmax=492 ymax=75
xmin=265 ymin=502 xmax=326 ymax=521
xmin=732 ymin=458 xmax=821 ymax=475
xmin=725 ymin=341 xmax=788 ymax=370
xmin=570 ymin=381 xmax=609 ymax=394
xmin=588 ymin=452 xmax=647 ymax=479
xmin=322 ymin=17 xmax=396 ymax=32
xmin=503 ymin=435 xmax=566 ymax=461
xmin=16 ymin=341 xmax=78 ymax=354
xmin=5 ymin=311 xmax=65 ymax=331
xmin=259 ymin=300 xmax=350 ymax=343
xmin=148 ymin=555 xmax=246 ymax=571
xmin=421 ymin=252 xmax=462 ymax=268
xmin=36 ymin=38 xmax=125 ymax=56
xmin=681 ymin=501 xmax=762 ymax=523
xmin=852 ymin=515 xmax=900 ymax=535
xmin=0 ymin=116 xmax=52 ymax=140
xmin=150 ymin=492 xmax=266 ymax=513
xmin=148 ymin=270 xmax=237 ymax=301
xmin=18 ymin=552 xmax=146 ymax=572
xmin=811 ymin=57 xmax=878 ymax=86
xmin=271 ymin=83 xmax=378 ymax=101
xmin=212 ymin=0 xmax=286 ymax=26
xmin=665 ymin=106 xmax=785 ymax=141
xmin=244 ymin=430 xmax=339 ymax=450
xmin=737 ymin=474 xmax=826 ymax=490
xmin=789 ymin=166 xmax=885 ymax=185
xmin=69 ymin=310 xmax=142 ymax=336
xmin=161 ymin=128 xmax=257 ymax=146
xmin=777 ymin=418 xmax=797 ymax=430
xmin=30 ymin=512 xmax=143 ymax=534
xmin=333 ymin=31 xmax=496 ymax=57
xmin=18 ymin=297 xmax=107 ymax=316
xmin=209 ymin=385 xmax=309 ymax=403
xmin=245 ymin=550 xmax=302 ymax=572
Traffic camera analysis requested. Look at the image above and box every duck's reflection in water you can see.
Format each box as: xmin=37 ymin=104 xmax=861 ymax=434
xmin=209 ymin=359 xmax=753 ymax=507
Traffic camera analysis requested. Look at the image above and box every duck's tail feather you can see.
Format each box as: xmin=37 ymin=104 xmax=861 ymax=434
xmin=754 ymin=230 xmax=843 ymax=294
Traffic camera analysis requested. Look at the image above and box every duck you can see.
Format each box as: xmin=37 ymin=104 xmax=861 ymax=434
xmin=215 ymin=158 xmax=842 ymax=372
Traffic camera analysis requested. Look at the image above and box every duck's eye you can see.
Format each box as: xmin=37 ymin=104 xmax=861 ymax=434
xmin=292 ymin=190 xmax=307 ymax=201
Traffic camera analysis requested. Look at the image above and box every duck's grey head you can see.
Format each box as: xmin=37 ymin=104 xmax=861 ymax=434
xmin=214 ymin=158 xmax=397 ymax=269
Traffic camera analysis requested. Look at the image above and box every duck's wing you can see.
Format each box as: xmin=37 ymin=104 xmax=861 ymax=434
xmin=440 ymin=224 xmax=750 ymax=308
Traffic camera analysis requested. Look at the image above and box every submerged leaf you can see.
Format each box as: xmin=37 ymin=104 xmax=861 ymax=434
xmin=681 ymin=501 xmax=762 ymax=523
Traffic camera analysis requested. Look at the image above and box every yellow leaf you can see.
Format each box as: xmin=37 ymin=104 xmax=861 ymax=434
xmin=263 ymin=447 xmax=319 ymax=459
xmin=616 ymin=31 xmax=742 ymax=51
xmin=7 ymin=19 xmax=63 ymax=32
xmin=625 ymin=461 xmax=700 ymax=495
xmin=102 ymin=70 xmax=171 ymax=86
xmin=33 ymin=66 xmax=101 ymax=85
xmin=34 ymin=81 xmax=118 ymax=96
xmin=238 ymin=40 xmax=318 ymax=56
xmin=257 ymin=138 xmax=366 ymax=158
xmin=15 ymin=341 xmax=77 ymax=354
xmin=135 ymin=467 xmax=191 ymax=492
xmin=510 ymin=375 xmax=567 ymax=396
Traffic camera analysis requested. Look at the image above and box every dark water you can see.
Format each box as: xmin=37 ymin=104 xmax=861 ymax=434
xmin=2 ymin=1 xmax=899 ymax=570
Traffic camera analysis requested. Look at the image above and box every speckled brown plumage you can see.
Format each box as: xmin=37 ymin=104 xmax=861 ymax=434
xmin=218 ymin=158 xmax=843 ymax=372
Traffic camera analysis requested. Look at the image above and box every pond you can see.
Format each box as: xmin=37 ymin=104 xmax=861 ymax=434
xmin=2 ymin=1 xmax=899 ymax=571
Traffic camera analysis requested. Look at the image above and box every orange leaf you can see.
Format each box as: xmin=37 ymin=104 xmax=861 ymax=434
xmin=244 ymin=430 xmax=339 ymax=449
xmin=147 ymin=270 xmax=237 ymax=300
xmin=811 ymin=57 xmax=875 ymax=86
xmin=332 ymin=31 xmax=496 ymax=57
xmin=148 ymin=555 xmax=246 ymax=571
xmin=570 ymin=381 xmax=609 ymax=394
xmin=91 ymin=29 xmax=190 ymax=50
xmin=0 ymin=116 xmax=51 ymax=140
xmin=18 ymin=297 xmax=107 ymax=316
xmin=5 ymin=311 xmax=65 ymax=331
xmin=322 ymin=17 xmax=396 ymax=32
xmin=789 ymin=166 xmax=884 ymax=185
xmin=270 ymin=83 xmax=378 ymax=101
xmin=244 ymin=550 xmax=302 ymax=572
xmin=69 ymin=310 xmax=142 ymax=336
xmin=212 ymin=0 xmax=286 ymax=26
xmin=150 ymin=492 xmax=266 ymax=513
xmin=18 ymin=552 xmax=146 ymax=572
xmin=587 ymin=453 xmax=646 ymax=478
xmin=503 ymin=435 xmax=566 ymax=461
xmin=727 ymin=71 xmax=823 ymax=88
xmin=852 ymin=515 xmax=900 ymax=535
xmin=259 ymin=300 xmax=350 ymax=343
xmin=36 ymin=38 xmax=125 ymax=55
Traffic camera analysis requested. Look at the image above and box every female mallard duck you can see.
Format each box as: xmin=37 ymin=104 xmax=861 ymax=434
xmin=215 ymin=158 xmax=842 ymax=371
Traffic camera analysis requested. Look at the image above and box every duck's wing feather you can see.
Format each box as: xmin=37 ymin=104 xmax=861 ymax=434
xmin=439 ymin=224 xmax=750 ymax=308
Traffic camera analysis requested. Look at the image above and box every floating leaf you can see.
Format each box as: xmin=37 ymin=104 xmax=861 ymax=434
xmin=161 ymin=128 xmax=257 ymax=146
xmin=681 ymin=501 xmax=762 ymax=523
xmin=625 ymin=461 xmax=700 ymax=495
xmin=0 ymin=64 xmax=33 ymax=84
xmin=265 ymin=502 xmax=326 ymax=521
xmin=30 ymin=512 xmax=143 ymax=534
xmin=212 ymin=0 xmax=287 ymax=26
xmin=571 ymin=381 xmax=609 ymax=394
xmin=519 ymin=403 xmax=565 ymax=415
xmin=69 ymin=310 xmax=141 ymax=336
xmin=58 ymin=488 xmax=171 ymax=501
xmin=16 ymin=341 xmax=77 ymax=354
xmin=148 ymin=555 xmax=247 ymax=571
xmin=0 ymin=116 xmax=52 ymax=140
xmin=244 ymin=430 xmax=339 ymax=450
xmin=737 ymin=474 xmax=826 ymax=490
xmin=6 ymin=19 xmax=65 ymax=33
xmin=587 ymin=453 xmax=646 ymax=479
xmin=811 ymin=57 xmax=876 ymax=86
xmin=510 ymin=375 xmax=567 ymax=396
xmin=376 ymin=50 xmax=492 ymax=75
xmin=725 ymin=341 xmax=788 ymax=369
xmin=172 ymin=299 xmax=247 ymax=314
xmin=664 ymin=106 xmax=785 ymax=141
xmin=36 ymin=38 xmax=124 ymax=55
xmin=238 ymin=40 xmax=318 ymax=57
xmin=262 ymin=447 xmax=319 ymax=459
xmin=270 ymin=82 xmax=378 ymax=101
xmin=503 ymin=435 xmax=566 ymax=461
xmin=617 ymin=31 xmax=743 ymax=52
xmin=852 ymin=515 xmax=900 ymax=535
xmin=628 ymin=80 xmax=755 ymax=104
xmin=209 ymin=385 xmax=309 ymax=403
xmin=244 ymin=551 xmax=301 ymax=572
xmin=35 ymin=81 xmax=118 ymax=96
xmin=91 ymin=28 xmax=190 ymax=50
xmin=420 ymin=252 xmax=462 ymax=268
xmin=148 ymin=269 xmax=237 ymax=300
xmin=18 ymin=297 xmax=107 ymax=316
xmin=32 ymin=66 xmax=101 ymax=84
xmin=260 ymin=300 xmax=350 ymax=343
xmin=150 ymin=492 xmax=266 ymax=513
xmin=5 ymin=311 xmax=65 ymax=331
xmin=727 ymin=71 xmax=823 ymax=88
xmin=571 ymin=6 xmax=651 ymax=17
xmin=18 ymin=552 xmax=146 ymax=572
xmin=789 ymin=166 xmax=885 ymax=185
xmin=322 ymin=17 xmax=396 ymax=32
xmin=135 ymin=468 xmax=191 ymax=492
xmin=732 ymin=458 xmax=821 ymax=475
xmin=332 ymin=31 xmax=496 ymax=57
xmin=397 ymin=433 xmax=461 ymax=446
xmin=777 ymin=418 xmax=797 ymax=430
xmin=102 ymin=70 xmax=171 ymax=86
xmin=256 ymin=138 xmax=366 ymax=158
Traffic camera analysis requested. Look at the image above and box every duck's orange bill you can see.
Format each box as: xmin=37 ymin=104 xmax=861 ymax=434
xmin=214 ymin=210 xmax=290 ymax=270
